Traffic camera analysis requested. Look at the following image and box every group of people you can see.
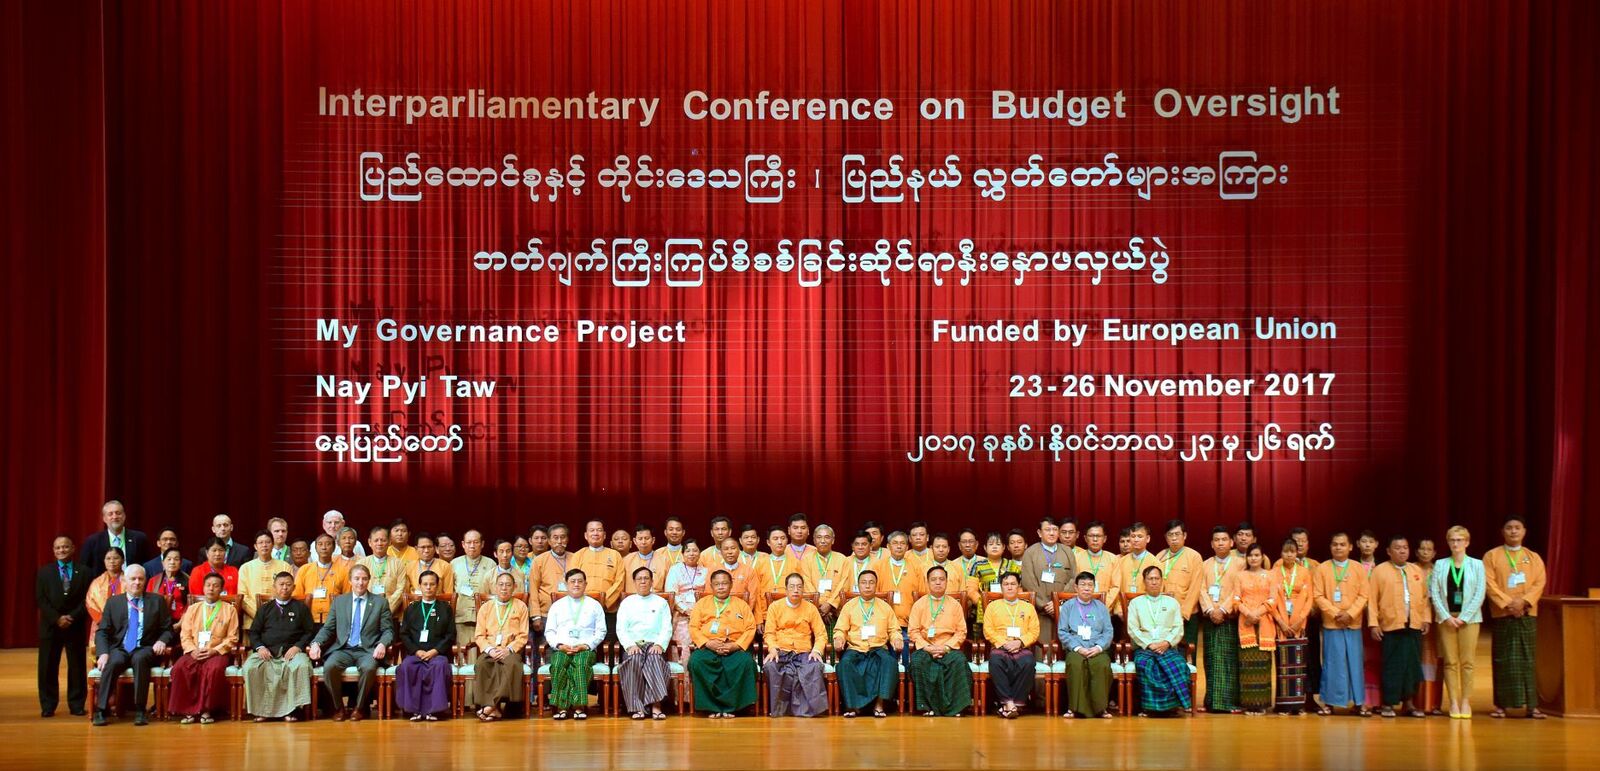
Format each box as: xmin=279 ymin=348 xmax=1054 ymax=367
xmin=38 ymin=502 xmax=1549 ymax=726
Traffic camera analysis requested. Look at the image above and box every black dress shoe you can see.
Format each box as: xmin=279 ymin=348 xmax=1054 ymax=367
xmin=92 ymin=712 xmax=109 ymax=727
xmin=70 ymin=708 xmax=88 ymax=717
xmin=41 ymin=710 xmax=55 ymax=718
xmin=133 ymin=711 xmax=148 ymax=726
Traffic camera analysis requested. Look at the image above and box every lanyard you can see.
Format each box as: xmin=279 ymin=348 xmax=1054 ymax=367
xmin=928 ymin=596 xmax=947 ymax=625
xmin=1449 ymin=558 xmax=1466 ymax=587
xmin=202 ymin=601 xmax=221 ymax=631
xmin=888 ymin=560 xmax=907 ymax=587
xmin=1002 ymin=599 xmax=1023 ymax=627
xmin=1504 ymin=548 xmax=1522 ymax=573
xmin=712 ymin=596 xmax=731 ymax=618
xmin=317 ymin=562 xmax=336 ymax=584
xmin=493 ymin=599 xmax=513 ymax=631
xmin=768 ymin=556 xmax=787 ymax=585
xmin=1331 ymin=561 xmax=1350 ymax=584
xmin=858 ymin=597 xmax=877 ymax=623
xmin=815 ymin=553 xmax=831 ymax=580
xmin=1213 ymin=556 xmax=1232 ymax=585
xmin=421 ymin=600 xmax=435 ymax=621
xmin=1077 ymin=599 xmax=1094 ymax=624
xmin=1280 ymin=564 xmax=1298 ymax=598
xmin=1163 ymin=549 xmax=1182 ymax=577
xmin=851 ymin=558 xmax=870 ymax=586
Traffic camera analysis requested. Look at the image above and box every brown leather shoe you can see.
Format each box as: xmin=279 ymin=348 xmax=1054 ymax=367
xmin=349 ymin=709 xmax=365 ymax=722
xmin=332 ymin=708 xmax=349 ymax=722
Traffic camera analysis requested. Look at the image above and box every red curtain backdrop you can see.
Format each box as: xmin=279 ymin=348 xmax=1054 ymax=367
xmin=3 ymin=0 xmax=1595 ymax=646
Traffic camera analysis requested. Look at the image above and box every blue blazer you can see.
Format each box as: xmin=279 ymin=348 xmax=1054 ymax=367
xmin=1428 ymin=556 xmax=1486 ymax=624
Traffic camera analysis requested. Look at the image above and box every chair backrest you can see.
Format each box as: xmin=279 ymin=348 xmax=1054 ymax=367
xmin=764 ymin=591 xmax=820 ymax=605
xmin=983 ymin=591 xmax=1035 ymax=605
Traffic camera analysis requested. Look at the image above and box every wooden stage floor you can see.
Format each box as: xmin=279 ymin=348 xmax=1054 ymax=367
xmin=8 ymin=647 xmax=1587 ymax=769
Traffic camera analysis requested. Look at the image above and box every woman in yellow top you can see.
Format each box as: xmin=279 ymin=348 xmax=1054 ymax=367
xmin=982 ymin=572 xmax=1040 ymax=719
xmin=167 ymin=572 xmax=240 ymax=723
xmin=687 ymin=570 xmax=758 ymax=718
xmin=1231 ymin=544 xmax=1277 ymax=715
xmin=970 ymin=532 xmax=1022 ymax=626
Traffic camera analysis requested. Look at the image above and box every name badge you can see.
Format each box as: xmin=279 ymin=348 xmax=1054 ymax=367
xmin=373 ymin=586 xmax=385 ymax=595
xmin=709 ymin=621 xmax=720 ymax=635
xmin=989 ymin=582 xmax=1001 ymax=593
xmin=1006 ymin=625 xmax=1023 ymax=638
xmin=419 ymin=628 xmax=430 ymax=643
xmin=1508 ymin=572 xmax=1525 ymax=588
xmin=818 ymin=579 xmax=833 ymax=592
xmin=558 ymin=582 xmax=568 ymax=592
xmin=313 ymin=587 xmax=327 ymax=599
xmin=860 ymin=624 xmax=877 ymax=638
xmin=892 ymin=591 xmax=902 ymax=604
xmin=1040 ymin=571 xmax=1056 ymax=583
xmin=1332 ymin=590 xmax=1342 ymax=603
xmin=1285 ymin=600 xmax=1295 ymax=615
xmin=1077 ymin=625 xmax=1092 ymax=639
xmin=197 ymin=631 xmax=212 ymax=648
xmin=1452 ymin=592 xmax=1463 ymax=605
xmin=494 ymin=633 xmax=504 ymax=646
xmin=1208 ymin=585 xmax=1221 ymax=602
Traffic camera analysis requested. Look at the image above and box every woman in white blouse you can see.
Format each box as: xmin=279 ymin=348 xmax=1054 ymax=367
xmin=545 ymin=569 xmax=606 ymax=720
xmin=663 ymin=541 xmax=707 ymax=664
xmin=617 ymin=566 xmax=674 ymax=719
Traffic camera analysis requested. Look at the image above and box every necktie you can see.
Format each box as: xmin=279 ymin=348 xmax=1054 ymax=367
xmin=123 ymin=599 xmax=142 ymax=652
xmin=349 ymin=596 xmax=364 ymax=648
xmin=59 ymin=562 xmax=71 ymax=590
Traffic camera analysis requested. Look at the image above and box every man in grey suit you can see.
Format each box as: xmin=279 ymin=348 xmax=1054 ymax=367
xmin=1019 ymin=516 xmax=1075 ymax=647
xmin=92 ymin=564 xmax=174 ymax=726
xmin=309 ymin=563 xmax=393 ymax=720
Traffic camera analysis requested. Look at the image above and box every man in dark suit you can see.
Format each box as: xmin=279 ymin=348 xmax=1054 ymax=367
xmin=139 ymin=528 xmax=193 ymax=578
xmin=309 ymin=563 xmax=393 ymax=720
xmin=92 ymin=564 xmax=173 ymax=726
xmin=37 ymin=535 xmax=91 ymax=717
xmin=79 ymin=500 xmax=152 ymax=570
xmin=194 ymin=513 xmax=252 ymax=568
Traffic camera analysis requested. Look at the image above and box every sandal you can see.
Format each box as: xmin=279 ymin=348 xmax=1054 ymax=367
xmin=1489 ymin=708 xmax=1506 ymax=719
xmin=425 ymin=713 xmax=439 ymax=721
xmin=1408 ymin=710 xmax=1425 ymax=718
xmin=1531 ymin=710 xmax=1547 ymax=720
xmin=553 ymin=710 xmax=570 ymax=720
xmin=253 ymin=717 xmax=267 ymax=723
xmin=652 ymin=711 xmax=667 ymax=720
xmin=200 ymin=714 xmax=215 ymax=725
xmin=1357 ymin=707 xmax=1372 ymax=717
xmin=1379 ymin=708 xmax=1396 ymax=718
xmin=631 ymin=712 xmax=646 ymax=720
xmin=410 ymin=713 xmax=424 ymax=722
xmin=180 ymin=715 xmax=197 ymax=725
xmin=284 ymin=715 xmax=298 ymax=723
xmin=842 ymin=710 xmax=858 ymax=718
xmin=706 ymin=712 xmax=723 ymax=719
xmin=1062 ymin=711 xmax=1077 ymax=719
xmin=873 ymin=708 xmax=887 ymax=718
xmin=574 ymin=711 xmax=588 ymax=720
xmin=1315 ymin=705 xmax=1333 ymax=716
xmin=1099 ymin=711 xmax=1114 ymax=719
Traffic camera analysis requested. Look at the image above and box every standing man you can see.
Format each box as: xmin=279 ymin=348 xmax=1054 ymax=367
xmin=698 ymin=517 xmax=734 ymax=569
xmin=1019 ymin=517 xmax=1075 ymax=646
xmin=37 ymin=536 xmax=91 ymax=717
xmin=1108 ymin=523 xmax=1156 ymax=616
xmin=1156 ymin=520 xmax=1206 ymax=645
xmin=870 ymin=531 xmax=927 ymax=663
xmin=570 ymin=519 xmax=626 ymax=635
xmin=386 ymin=518 xmax=419 ymax=563
xmin=405 ymin=533 xmax=455 ymax=595
xmin=1313 ymin=532 xmax=1370 ymax=716
xmin=357 ymin=526 xmax=406 ymax=615
xmin=80 ymin=500 xmax=151 ymax=570
xmin=1199 ymin=526 xmax=1243 ymax=713
xmin=451 ymin=529 xmax=493 ymax=654
xmin=1232 ymin=522 xmax=1257 ymax=559
xmin=786 ymin=513 xmax=817 ymax=562
xmin=267 ymin=517 xmax=292 ymax=562
xmin=195 ymin=514 xmax=251 ymax=568
xmin=293 ymin=533 xmax=348 ymax=628
xmin=532 ymin=523 xmax=574 ymax=639
xmin=139 ymin=528 xmax=191 ymax=578
xmin=92 ymin=565 xmax=173 ymax=726
xmin=321 ymin=510 xmax=366 ymax=559
xmin=1367 ymin=535 xmax=1432 ymax=718
xmin=1483 ymin=515 xmax=1547 ymax=719
xmin=662 ymin=517 xmax=689 ymax=566
xmin=237 ymin=530 xmax=293 ymax=634
xmin=804 ymin=525 xmax=849 ymax=627
xmin=308 ymin=563 xmax=394 ymax=721
xmin=622 ymin=524 xmax=670 ymax=592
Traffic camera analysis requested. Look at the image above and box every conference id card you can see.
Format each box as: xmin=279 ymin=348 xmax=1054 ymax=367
xmin=494 ymin=633 xmax=504 ymax=646
xmin=818 ymin=579 xmax=833 ymax=593
xmin=1077 ymin=625 xmax=1093 ymax=640
xmin=372 ymin=586 xmax=385 ymax=595
xmin=1006 ymin=626 xmax=1023 ymax=639
xmin=1508 ymin=572 xmax=1525 ymax=588
xmin=892 ymin=591 xmax=902 ymax=604
xmin=1452 ymin=593 xmax=1463 ymax=605
xmin=1040 ymin=570 xmax=1056 ymax=583
xmin=1285 ymin=601 xmax=1295 ymax=615
xmin=558 ymin=582 xmax=567 ymax=592
xmin=419 ymin=628 xmax=429 ymax=643
xmin=197 ymin=631 xmax=211 ymax=648
xmin=860 ymin=624 xmax=877 ymax=638
xmin=1208 ymin=585 xmax=1221 ymax=602
xmin=1332 ymin=590 xmax=1342 ymax=603
xmin=313 ymin=587 xmax=327 ymax=599
xmin=989 ymin=582 xmax=1001 ymax=593
xmin=709 ymin=621 xmax=720 ymax=635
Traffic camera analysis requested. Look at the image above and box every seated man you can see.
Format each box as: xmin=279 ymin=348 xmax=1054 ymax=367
xmin=1127 ymin=565 xmax=1192 ymax=716
xmin=545 ymin=569 xmax=607 ymax=720
xmin=470 ymin=572 xmax=530 ymax=722
xmin=167 ymin=572 xmax=240 ymax=723
xmin=616 ymin=566 xmax=674 ymax=720
xmin=982 ymin=571 xmax=1040 ymax=719
xmin=92 ymin=564 xmax=173 ymax=726
xmin=761 ymin=573 xmax=828 ymax=717
xmin=832 ymin=570 xmax=902 ymax=718
xmin=908 ymin=564 xmax=972 ymax=717
xmin=309 ymin=563 xmax=394 ymax=721
xmin=397 ymin=570 xmax=455 ymax=721
xmin=244 ymin=571 xmax=315 ymax=721
xmin=688 ymin=570 xmax=758 ymax=718
xmin=1059 ymin=571 xmax=1114 ymax=719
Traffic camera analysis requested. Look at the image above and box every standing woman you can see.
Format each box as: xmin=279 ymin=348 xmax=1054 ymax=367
xmin=1272 ymin=539 xmax=1314 ymax=715
xmin=510 ymin=536 xmax=535 ymax=589
xmin=1232 ymin=544 xmax=1277 ymax=715
xmin=663 ymin=541 xmax=705 ymax=665
xmin=470 ymin=572 xmax=529 ymax=721
xmin=546 ymin=569 xmax=607 ymax=720
xmin=397 ymin=570 xmax=455 ymax=720
xmin=1430 ymin=526 xmax=1485 ymax=719
xmin=970 ymin=532 xmax=1021 ymax=627
xmin=616 ymin=566 xmax=674 ymax=720
xmin=982 ymin=572 xmax=1040 ymax=719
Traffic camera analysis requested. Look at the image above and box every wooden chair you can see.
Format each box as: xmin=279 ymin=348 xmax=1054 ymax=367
xmin=901 ymin=593 xmax=969 ymax=713
xmin=87 ymin=649 xmax=175 ymax=719
xmin=533 ymin=641 xmax=614 ymax=717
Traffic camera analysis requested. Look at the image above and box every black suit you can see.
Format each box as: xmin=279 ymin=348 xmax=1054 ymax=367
xmin=251 ymin=598 xmax=315 ymax=656
xmin=93 ymin=593 xmax=175 ymax=714
xmin=80 ymin=529 xmax=152 ymax=570
xmin=35 ymin=561 xmax=90 ymax=713
xmin=195 ymin=540 xmax=252 ymax=569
